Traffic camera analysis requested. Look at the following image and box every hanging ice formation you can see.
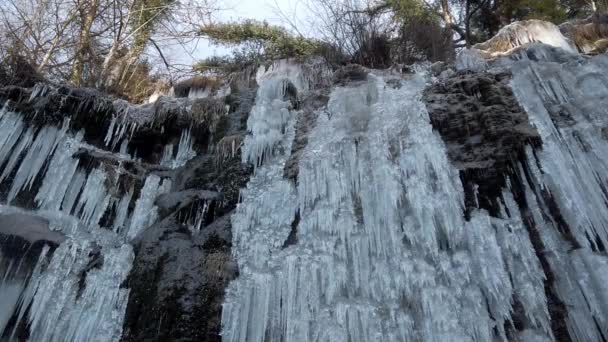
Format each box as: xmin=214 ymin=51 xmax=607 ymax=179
xmin=0 ymin=83 xmax=189 ymax=341
xmin=160 ymin=128 xmax=197 ymax=169
xmin=507 ymin=48 xmax=608 ymax=341
xmin=222 ymin=50 xmax=608 ymax=341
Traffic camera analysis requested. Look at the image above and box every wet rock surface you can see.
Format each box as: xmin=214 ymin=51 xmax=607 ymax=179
xmin=120 ymin=82 xmax=255 ymax=341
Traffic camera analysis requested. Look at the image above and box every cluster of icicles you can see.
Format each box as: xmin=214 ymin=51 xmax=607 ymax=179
xmin=0 ymin=43 xmax=607 ymax=342
xmin=222 ymin=50 xmax=608 ymax=342
xmin=0 ymin=96 xmax=197 ymax=341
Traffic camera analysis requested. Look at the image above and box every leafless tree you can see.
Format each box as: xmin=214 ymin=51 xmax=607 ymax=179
xmin=0 ymin=0 xmax=219 ymax=100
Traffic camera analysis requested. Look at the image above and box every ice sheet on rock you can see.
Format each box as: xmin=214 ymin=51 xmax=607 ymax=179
xmin=230 ymin=80 xmax=298 ymax=267
xmin=455 ymin=49 xmax=488 ymax=71
xmin=223 ymin=70 xmax=552 ymax=341
xmin=509 ymin=52 xmax=608 ymax=341
xmin=475 ymin=20 xmax=577 ymax=56
xmin=256 ymin=58 xmax=329 ymax=94
xmin=510 ymin=55 xmax=608 ymax=250
xmin=241 ymin=78 xmax=294 ymax=166
xmin=22 ymin=240 xmax=132 ymax=342
xmin=0 ymin=205 xmax=134 ymax=342
xmin=73 ymin=168 xmax=111 ymax=227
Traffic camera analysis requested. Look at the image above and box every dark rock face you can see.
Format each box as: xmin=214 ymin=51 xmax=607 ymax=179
xmin=120 ymin=81 xmax=256 ymax=342
xmin=332 ymin=65 xmax=368 ymax=86
xmin=121 ymin=215 xmax=238 ymax=342
xmin=424 ymin=70 xmax=541 ymax=217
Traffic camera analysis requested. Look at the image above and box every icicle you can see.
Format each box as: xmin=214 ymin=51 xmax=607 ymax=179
xmin=160 ymin=128 xmax=196 ymax=169
xmin=189 ymin=202 xmax=209 ymax=233
xmin=0 ymin=127 xmax=35 ymax=184
xmin=2 ymin=244 xmax=52 ymax=338
xmin=28 ymin=83 xmax=52 ymax=102
xmin=160 ymin=144 xmax=174 ymax=166
xmin=174 ymin=129 xmax=196 ymax=166
xmin=0 ymin=111 xmax=26 ymax=170
xmin=113 ymin=187 xmax=134 ymax=233
xmin=241 ymin=79 xmax=293 ymax=166
xmin=61 ymin=170 xmax=87 ymax=215
xmin=6 ymin=119 xmax=70 ymax=203
xmin=104 ymin=116 xmax=117 ymax=147
xmin=72 ymin=168 xmax=110 ymax=227
xmin=35 ymin=132 xmax=83 ymax=211
xmin=188 ymin=86 xmax=212 ymax=99
xmin=125 ymin=175 xmax=172 ymax=239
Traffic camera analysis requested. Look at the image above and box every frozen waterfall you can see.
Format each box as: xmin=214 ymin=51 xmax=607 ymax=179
xmin=222 ymin=51 xmax=608 ymax=341
xmin=222 ymin=64 xmax=550 ymax=341
xmin=1 ymin=39 xmax=608 ymax=342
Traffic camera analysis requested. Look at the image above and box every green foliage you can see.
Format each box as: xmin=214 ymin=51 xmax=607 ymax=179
xmin=385 ymin=0 xmax=436 ymax=21
xmin=199 ymin=20 xmax=322 ymax=62
xmin=130 ymin=0 xmax=177 ymax=54
xmin=194 ymin=53 xmax=258 ymax=76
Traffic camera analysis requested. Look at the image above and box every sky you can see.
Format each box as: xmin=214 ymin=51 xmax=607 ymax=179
xmin=164 ymin=0 xmax=311 ymax=69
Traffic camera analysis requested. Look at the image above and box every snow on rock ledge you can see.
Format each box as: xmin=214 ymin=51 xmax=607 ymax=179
xmin=474 ymin=20 xmax=577 ymax=57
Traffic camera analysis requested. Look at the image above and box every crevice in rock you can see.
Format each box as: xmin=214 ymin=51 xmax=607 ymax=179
xmin=282 ymin=211 xmax=300 ymax=249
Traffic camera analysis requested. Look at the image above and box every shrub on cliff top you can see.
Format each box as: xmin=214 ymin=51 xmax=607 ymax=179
xmin=199 ymin=20 xmax=323 ymax=62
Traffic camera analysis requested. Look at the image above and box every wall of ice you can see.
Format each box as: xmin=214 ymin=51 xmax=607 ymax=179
xmin=222 ymin=62 xmax=550 ymax=341
xmin=223 ymin=49 xmax=608 ymax=341
xmin=508 ymin=48 xmax=608 ymax=341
